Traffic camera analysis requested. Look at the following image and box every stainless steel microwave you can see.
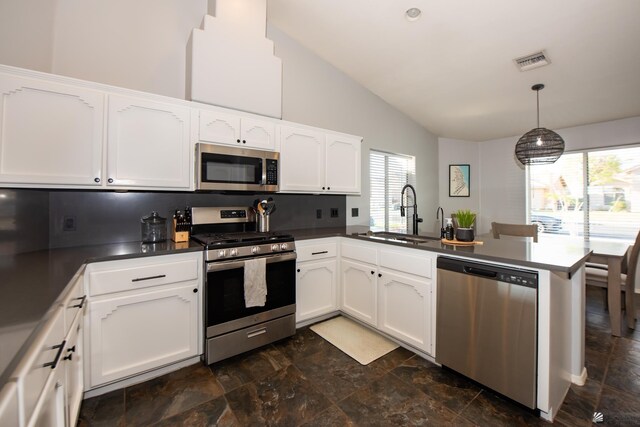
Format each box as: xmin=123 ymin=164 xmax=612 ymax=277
xmin=196 ymin=143 xmax=279 ymax=192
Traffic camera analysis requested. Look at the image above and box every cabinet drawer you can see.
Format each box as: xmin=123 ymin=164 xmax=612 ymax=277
xmin=297 ymin=241 xmax=337 ymax=262
xmin=12 ymin=307 xmax=65 ymax=424
xmin=379 ymin=248 xmax=432 ymax=278
xmin=341 ymin=241 xmax=377 ymax=265
xmin=88 ymin=256 xmax=198 ymax=296
xmin=62 ymin=273 xmax=86 ymax=331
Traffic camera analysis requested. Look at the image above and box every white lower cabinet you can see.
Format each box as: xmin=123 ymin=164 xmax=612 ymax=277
xmin=10 ymin=276 xmax=87 ymax=427
xmin=295 ymin=239 xmax=338 ymax=323
xmin=340 ymin=259 xmax=378 ymax=327
xmin=378 ymin=269 xmax=431 ymax=353
xmin=84 ymin=252 xmax=202 ymax=389
xmin=338 ymin=239 xmax=435 ymax=354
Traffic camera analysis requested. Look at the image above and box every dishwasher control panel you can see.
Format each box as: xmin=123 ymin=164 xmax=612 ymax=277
xmin=497 ymin=273 xmax=537 ymax=287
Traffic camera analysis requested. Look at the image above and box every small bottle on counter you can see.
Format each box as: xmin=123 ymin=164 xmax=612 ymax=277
xmin=445 ymin=218 xmax=454 ymax=240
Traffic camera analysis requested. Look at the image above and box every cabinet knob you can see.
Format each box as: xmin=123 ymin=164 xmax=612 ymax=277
xmin=327 ymin=187 xmax=331 ymax=190
xmin=297 ymin=268 xmax=301 ymax=273
xmin=237 ymin=139 xmax=241 ymax=143
xmin=193 ymin=288 xmax=198 ymax=293
xmin=63 ymin=354 xmax=73 ymax=361
xmin=322 ymin=187 xmax=325 ymax=190
xmin=94 ymin=177 xmax=100 ymax=183
xmin=67 ymin=345 xmax=76 ymax=353
xmin=242 ymin=140 xmax=246 ymax=144
xmin=378 ymin=273 xmax=382 ymax=278
xmin=371 ymin=271 xmax=374 ymax=275
xmin=108 ymin=178 xmax=114 ymax=184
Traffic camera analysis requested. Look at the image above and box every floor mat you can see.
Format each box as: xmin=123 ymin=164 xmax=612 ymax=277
xmin=310 ymin=316 xmax=399 ymax=365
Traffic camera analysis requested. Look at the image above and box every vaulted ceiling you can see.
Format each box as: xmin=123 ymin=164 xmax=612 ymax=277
xmin=267 ymin=0 xmax=640 ymax=141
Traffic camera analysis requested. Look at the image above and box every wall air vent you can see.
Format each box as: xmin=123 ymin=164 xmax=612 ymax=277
xmin=514 ymin=51 xmax=550 ymax=72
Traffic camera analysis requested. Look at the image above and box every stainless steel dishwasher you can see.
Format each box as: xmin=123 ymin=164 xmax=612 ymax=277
xmin=436 ymin=256 xmax=538 ymax=409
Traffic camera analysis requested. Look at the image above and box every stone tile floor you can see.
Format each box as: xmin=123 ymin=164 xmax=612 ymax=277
xmin=79 ymin=287 xmax=640 ymax=426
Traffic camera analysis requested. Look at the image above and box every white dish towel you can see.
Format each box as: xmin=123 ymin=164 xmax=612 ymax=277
xmin=244 ymin=258 xmax=267 ymax=307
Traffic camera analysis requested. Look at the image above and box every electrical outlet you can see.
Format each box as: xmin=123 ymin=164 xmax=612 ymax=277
xmin=63 ymin=215 xmax=76 ymax=231
xmin=331 ymin=208 xmax=339 ymax=218
xmin=316 ymin=209 xmax=322 ymax=219
xmin=351 ymin=208 xmax=359 ymax=217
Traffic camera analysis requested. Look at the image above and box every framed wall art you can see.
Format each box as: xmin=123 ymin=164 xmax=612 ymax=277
xmin=449 ymin=164 xmax=470 ymax=197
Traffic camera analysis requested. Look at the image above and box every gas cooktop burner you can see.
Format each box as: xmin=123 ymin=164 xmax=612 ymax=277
xmin=191 ymin=232 xmax=292 ymax=247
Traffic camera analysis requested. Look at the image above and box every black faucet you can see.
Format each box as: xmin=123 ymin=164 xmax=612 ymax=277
xmin=436 ymin=206 xmax=445 ymax=238
xmin=400 ymin=184 xmax=423 ymax=235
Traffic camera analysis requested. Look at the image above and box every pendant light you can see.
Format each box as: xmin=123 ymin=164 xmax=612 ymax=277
xmin=515 ymin=84 xmax=565 ymax=165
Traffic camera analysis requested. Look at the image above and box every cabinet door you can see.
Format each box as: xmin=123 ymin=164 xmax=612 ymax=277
xmin=0 ymin=382 xmax=19 ymax=427
xmin=87 ymin=282 xmax=199 ymax=388
xmin=296 ymin=258 xmax=337 ymax=323
xmin=325 ymin=134 xmax=361 ymax=194
xmin=107 ymin=94 xmax=191 ymax=189
xmin=279 ymin=126 xmax=325 ymax=192
xmin=240 ymin=117 xmax=276 ymax=150
xmin=0 ymin=73 xmax=104 ymax=186
xmin=63 ymin=312 xmax=83 ymax=427
xmin=340 ymin=259 xmax=377 ymax=326
xmin=198 ymin=110 xmax=241 ymax=146
xmin=378 ymin=269 xmax=432 ymax=353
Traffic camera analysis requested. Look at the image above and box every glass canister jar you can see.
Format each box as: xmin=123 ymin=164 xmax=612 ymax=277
xmin=140 ymin=211 xmax=167 ymax=243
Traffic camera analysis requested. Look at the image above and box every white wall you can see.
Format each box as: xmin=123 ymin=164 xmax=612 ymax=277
xmin=479 ymin=116 xmax=640 ymax=233
xmin=0 ymin=0 xmax=57 ymax=72
xmin=0 ymin=1 xmax=438 ymax=230
xmin=51 ymin=0 xmax=207 ymax=99
xmin=438 ymin=138 xmax=480 ymax=230
xmin=267 ymin=25 xmax=438 ymax=228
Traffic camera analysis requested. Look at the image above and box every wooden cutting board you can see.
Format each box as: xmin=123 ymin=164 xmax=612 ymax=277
xmin=441 ymin=238 xmax=484 ymax=246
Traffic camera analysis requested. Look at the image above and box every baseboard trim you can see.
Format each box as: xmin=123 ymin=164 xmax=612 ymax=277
xmin=571 ymin=366 xmax=588 ymax=386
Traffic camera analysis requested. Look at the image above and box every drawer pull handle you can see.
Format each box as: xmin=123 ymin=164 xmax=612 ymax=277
xmin=311 ymin=251 xmax=328 ymax=255
xmin=71 ymin=295 xmax=87 ymax=309
xmin=43 ymin=340 xmax=66 ymax=370
xmin=132 ymin=274 xmax=166 ymax=282
xmin=247 ymin=327 xmax=267 ymax=339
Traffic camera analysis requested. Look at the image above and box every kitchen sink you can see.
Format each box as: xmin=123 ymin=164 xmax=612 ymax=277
xmin=355 ymin=231 xmax=439 ymax=244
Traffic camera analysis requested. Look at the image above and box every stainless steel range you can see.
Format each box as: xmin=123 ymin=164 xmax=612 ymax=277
xmin=190 ymin=207 xmax=296 ymax=364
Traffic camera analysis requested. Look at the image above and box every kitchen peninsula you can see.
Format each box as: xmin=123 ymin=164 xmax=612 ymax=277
xmin=0 ymin=226 xmax=591 ymax=423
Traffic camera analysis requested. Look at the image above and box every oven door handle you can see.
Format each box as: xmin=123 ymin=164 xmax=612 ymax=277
xmin=206 ymin=252 xmax=297 ymax=272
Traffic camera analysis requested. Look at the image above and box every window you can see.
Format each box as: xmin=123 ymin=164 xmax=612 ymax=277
xmin=528 ymin=145 xmax=640 ymax=242
xmin=370 ymin=150 xmax=416 ymax=232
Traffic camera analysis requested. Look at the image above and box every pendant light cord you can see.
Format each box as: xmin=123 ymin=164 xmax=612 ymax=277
xmin=536 ymin=89 xmax=540 ymax=128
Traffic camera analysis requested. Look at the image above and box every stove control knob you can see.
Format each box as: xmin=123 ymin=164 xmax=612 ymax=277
xmin=230 ymin=248 xmax=238 ymax=257
xmin=218 ymin=249 xmax=227 ymax=258
xmin=271 ymin=244 xmax=280 ymax=252
xmin=280 ymin=243 xmax=288 ymax=251
xmin=251 ymin=246 xmax=260 ymax=254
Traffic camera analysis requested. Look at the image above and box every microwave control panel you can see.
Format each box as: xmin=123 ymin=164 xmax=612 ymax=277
xmin=265 ymin=159 xmax=278 ymax=185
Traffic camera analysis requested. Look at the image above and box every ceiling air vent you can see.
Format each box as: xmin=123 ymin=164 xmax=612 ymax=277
xmin=514 ymin=51 xmax=550 ymax=72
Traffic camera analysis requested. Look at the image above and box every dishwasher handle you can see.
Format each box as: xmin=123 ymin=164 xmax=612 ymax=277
xmin=463 ymin=266 xmax=498 ymax=279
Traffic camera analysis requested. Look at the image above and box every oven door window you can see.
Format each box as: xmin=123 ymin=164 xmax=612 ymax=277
xmin=201 ymin=153 xmax=262 ymax=184
xmin=207 ymin=259 xmax=295 ymax=327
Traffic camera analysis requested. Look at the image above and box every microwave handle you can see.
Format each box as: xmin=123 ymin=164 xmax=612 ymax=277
xmin=261 ymin=160 xmax=267 ymax=186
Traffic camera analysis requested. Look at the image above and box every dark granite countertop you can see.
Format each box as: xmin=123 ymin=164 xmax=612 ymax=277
xmin=0 ymin=240 xmax=203 ymax=387
xmin=286 ymin=226 xmax=592 ymax=274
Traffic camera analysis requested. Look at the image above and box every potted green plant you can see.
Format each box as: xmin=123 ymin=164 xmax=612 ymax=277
xmin=454 ymin=209 xmax=476 ymax=242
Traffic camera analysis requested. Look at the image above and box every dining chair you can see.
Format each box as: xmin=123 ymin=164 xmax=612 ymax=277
xmin=491 ymin=222 xmax=539 ymax=242
xmin=585 ymin=229 xmax=639 ymax=325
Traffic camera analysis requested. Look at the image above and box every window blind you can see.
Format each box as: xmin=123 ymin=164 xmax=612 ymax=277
xmin=370 ymin=150 xmax=416 ymax=233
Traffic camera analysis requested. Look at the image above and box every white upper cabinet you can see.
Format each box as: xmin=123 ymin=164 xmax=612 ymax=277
xmin=325 ymin=134 xmax=361 ymax=194
xmin=197 ymin=109 xmax=275 ymax=150
xmin=0 ymin=73 xmax=104 ymax=186
xmin=107 ymin=94 xmax=191 ymax=189
xmin=279 ymin=125 xmax=361 ymax=194
xmin=279 ymin=126 xmax=326 ymax=192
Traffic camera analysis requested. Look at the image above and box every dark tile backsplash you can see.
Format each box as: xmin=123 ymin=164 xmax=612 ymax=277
xmin=1 ymin=189 xmax=346 ymax=252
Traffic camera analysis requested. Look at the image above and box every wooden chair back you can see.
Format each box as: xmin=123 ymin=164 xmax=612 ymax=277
xmin=491 ymin=222 xmax=539 ymax=242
